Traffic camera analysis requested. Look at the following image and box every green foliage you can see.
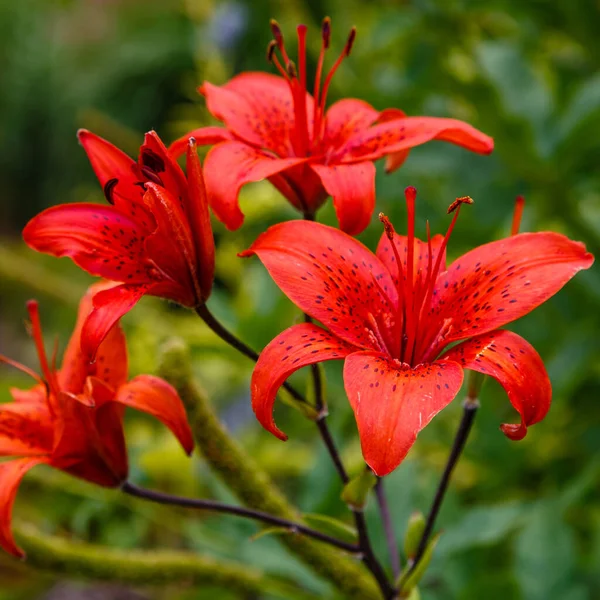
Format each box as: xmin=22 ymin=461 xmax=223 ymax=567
xmin=1 ymin=0 xmax=599 ymax=598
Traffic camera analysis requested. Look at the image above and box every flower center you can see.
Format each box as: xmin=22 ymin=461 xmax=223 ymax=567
xmin=267 ymin=18 xmax=356 ymax=157
xmin=379 ymin=189 xmax=473 ymax=366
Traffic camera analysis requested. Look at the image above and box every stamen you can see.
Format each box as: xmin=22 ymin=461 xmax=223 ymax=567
xmin=266 ymin=40 xmax=277 ymax=63
xmin=140 ymin=166 xmax=164 ymax=187
xmin=379 ymin=212 xmax=405 ymax=357
xmin=0 ymin=354 xmax=44 ymax=386
xmin=344 ymin=27 xmax=357 ymax=56
xmin=315 ymin=26 xmax=357 ymax=143
xmin=403 ymin=187 xmax=417 ymax=363
xmin=511 ymin=195 xmax=525 ymax=236
xmin=322 ymin=16 xmax=331 ymax=49
xmin=103 ymin=178 xmax=118 ymax=205
xmin=447 ymin=195 xmax=473 ymax=214
xmin=286 ymin=60 xmax=298 ymax=78
xmin=415 ymin=196 xmax=473 ymax=361
xmin=25 ymin=301 xmax=60 ymax=408
xmin=312 ymin=18 xmax=331 ymax=146
xmin=378 ymin=212 xmax=405 ymax=296
xmin=270 ymin=19 xmax=290 ymax=63
xmin=268 ymin=45 xmax=290 ymax=80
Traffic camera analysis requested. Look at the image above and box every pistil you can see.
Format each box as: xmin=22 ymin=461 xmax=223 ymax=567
xmin=413 ymin=197 xmax=473 ymax=363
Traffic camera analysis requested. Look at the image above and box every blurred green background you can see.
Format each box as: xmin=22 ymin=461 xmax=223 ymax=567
xmin=1 ymin=0 xmax=599 ymax=598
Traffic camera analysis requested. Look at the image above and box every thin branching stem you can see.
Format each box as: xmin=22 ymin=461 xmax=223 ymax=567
xmin=409 ymin=398 xmax=479 ymax=572
xmin=122 ymin=482 xmax=360 ymax=554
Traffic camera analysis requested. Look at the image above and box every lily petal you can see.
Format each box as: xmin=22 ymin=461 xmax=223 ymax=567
xmin=59 ymin=282 xmax=129 ymax=394
xmin=186 ymin=140 xmax=215 ymax=301
xmin=311 ymin=162 xmax=376 ymax=235
xmin=168 ymin=127 xmax=234 ymax=159
xmin=442 ymin=330 xmax=551 ymax=440
xmin=143 ymin=183 xmax=198 ymax=305
xmin=322 ymin=99 xmax=379 ymax=151
xmin=251 ymin=323 xmax=355 ymax=440
xmin=433 ymin=232 xmax=594 ymax=346
xmin=204 ymin=141 xmax=306 ymax=230
xmin=77 ymin=129 xmax=144 ymax=209
xmin=115 ymin=375 xmax=194 ymax=455
xmin=81 ymin=283 xmax=151 ymax=362
xmin=337 ymin=116 xmax=494 ymax=163
xmin=343 ymin=352 xmax=464 ymax=476
xmin=376 ymin=108 xmax=411 ymax=173
xmin=139 ymin=132 xmax=189 ymax=210
xmin=204 ymin=72 xmax=313 ymax=158
xmin=241 ymin=220 xmax=398 ymax=350
xmin=0 ymin=403 xmax=53 ymax=456
xmin=0 ymin=457 xmax=48 ymax=557
xmin=22 ymin=203 xmax=154 ymax=282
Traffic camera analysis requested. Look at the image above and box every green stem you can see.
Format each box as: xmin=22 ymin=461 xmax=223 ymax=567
xmin=158 ymin=339 xmax=381 ymax=600
xmin=14 ymin=523 xmax=316 ymax=599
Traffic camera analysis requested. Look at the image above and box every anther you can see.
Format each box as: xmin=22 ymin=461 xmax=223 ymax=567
xmin=378 ymin=212 xmax=396 ymax=241
xmin=141 ymin=166 xmax=164 ymax=187
xmin=286 ymin=60 xmax=298 ymax=78
xmin=345 ymin=27 xmax=357 ymax=56
xmin=447 ymin=196 xmax=474 ymax=214
xmin=267 ymin=40 xmax=277 ymax=62
xmin=270 ymin=19 xmax=283 ymax=47
xmin=103 ymin=178 xmax=118 ymax=205
xmin=321 ymin=17 xmax=331 ymax=48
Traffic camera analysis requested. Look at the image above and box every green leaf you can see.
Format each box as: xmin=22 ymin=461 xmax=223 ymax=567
xmin=303 ymin=514 xmax=358 ymax=545
xmin=249 ymin=526 xmax=293 ymax=542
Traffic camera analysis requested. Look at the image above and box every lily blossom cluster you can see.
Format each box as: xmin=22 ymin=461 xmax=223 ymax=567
xmin=0 ymin=286 xmax=193 ymax=557
xmin=169 ymin=19 xmax=494 ymax=234
xmin=243 ymin=189 xmax=593 ymax=475
xmin=23 ymin=131 xmax=214 ymax=361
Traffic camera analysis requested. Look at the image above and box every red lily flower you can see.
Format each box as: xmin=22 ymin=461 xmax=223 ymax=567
xmin=0 ymin=285 xmax=194 ymax=558
xmin=242 ymin=190 xmax=593 ymax=476
xmin=169 ymin=19 xmax=494 ymax=235
xmin=23 ymin=130 xmax=214 ymax=360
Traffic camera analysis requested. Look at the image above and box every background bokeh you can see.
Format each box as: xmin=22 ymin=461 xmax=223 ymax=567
xmin=1 ymin=0 xmax=599 ymax=598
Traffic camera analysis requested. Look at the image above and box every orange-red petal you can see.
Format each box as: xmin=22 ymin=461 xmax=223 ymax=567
xmin=250 ymin=323 xmax=355 ymax=440
xmin=310 ymin=162 xmax=376 ymax=235
xmin=0 ymin=457 xmax=48 ymax=557
xmin=168 ymin=127 xmax=234 ymax=159
xmin=337 ymin=116 xmax=494 ymax=163
xmin=241 ymin=220 xmax=398 ymax=350
xmin=204 ymin=141 xmax=306 ymax=230
xmin=186 ymin=140 xmax=214 ymax=301
xmin=442 ymin=330 xmax=551 ymax=441
xmin=343 ymin=353 xmax=464 ymax=476
xmin=114 ymin=375 xmax=194 ymax=455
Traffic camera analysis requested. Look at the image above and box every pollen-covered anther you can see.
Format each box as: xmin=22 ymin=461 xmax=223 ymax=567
xmin=447 ymin=195 xmax=474 ymax=214
xmin=378 ymin=212 xmax=396 ymax=241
